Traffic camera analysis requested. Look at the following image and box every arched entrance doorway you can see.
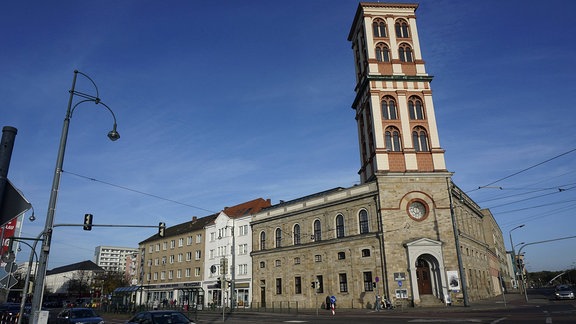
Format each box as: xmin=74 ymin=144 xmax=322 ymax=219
xmin=416 ymin=258 xmax=433 ymax=295
xmin=405 ymin=238 xmax=450 ymax=305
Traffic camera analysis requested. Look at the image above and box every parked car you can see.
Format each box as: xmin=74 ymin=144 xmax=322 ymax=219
xmin=126 ymin=310 xmax=194 ymax=324
xmin=554 ymin=285 xmax=575 ymax=300
xmin=0 ymin=303 xmax=22 ymax=322
xmin=53 ymin=308 xmax=104 ymax=324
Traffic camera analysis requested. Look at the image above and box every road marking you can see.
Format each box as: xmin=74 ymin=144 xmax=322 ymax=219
xmin=284 ymin=321 xmax=309 ymax=323
xmin=409 ymin=320 xmax=482 ymax=323
xmin=543 ymin=310 xmax=552 ymax=324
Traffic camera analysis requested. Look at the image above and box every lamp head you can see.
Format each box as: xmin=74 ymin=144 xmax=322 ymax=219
xmin=107 ymin=124 xmax=120 ymax=141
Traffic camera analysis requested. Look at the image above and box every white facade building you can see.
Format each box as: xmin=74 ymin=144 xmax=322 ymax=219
xmin=203 ymin=210 xmax=257 ymax=308
xmin=94 ymin=245 xmax=138 ymax=273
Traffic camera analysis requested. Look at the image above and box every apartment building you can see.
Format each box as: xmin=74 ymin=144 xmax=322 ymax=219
xmin=94 ymin=245 xmax=139 ymax=273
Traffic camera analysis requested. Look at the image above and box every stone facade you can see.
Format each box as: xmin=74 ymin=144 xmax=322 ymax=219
xmin=251 ymin=183 xmax=382 ymax=309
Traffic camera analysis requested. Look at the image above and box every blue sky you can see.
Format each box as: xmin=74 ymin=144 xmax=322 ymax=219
xmin=2 ymin=0 xmax=575 ymax=273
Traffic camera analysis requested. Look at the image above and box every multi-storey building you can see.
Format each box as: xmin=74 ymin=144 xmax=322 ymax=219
xmin=138 ymin=215 xmax=215 ymax=307
xmin=136 ymin=198 xmax=270 ymax=308
xmin=203 ymin=198 xmax=270 ymax=308
xmin=250 ymin=2 xmax=507 ymax=309
xmin=94 ymin=246 xmax=139 ymax=273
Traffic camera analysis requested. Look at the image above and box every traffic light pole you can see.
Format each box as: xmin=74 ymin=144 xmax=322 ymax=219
xmin=30 ymin=221 xmax=165 ymax=318
xmin=55 ymin=223 xmax=164 ymax=231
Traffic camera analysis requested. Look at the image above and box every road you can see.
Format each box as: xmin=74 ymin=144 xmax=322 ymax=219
xmin=96 ymin=289 xmax=576 ymax=324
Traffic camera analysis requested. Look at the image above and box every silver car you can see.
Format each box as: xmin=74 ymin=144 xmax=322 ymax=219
xmin=554 ymin=285 xmax=575 ymax=300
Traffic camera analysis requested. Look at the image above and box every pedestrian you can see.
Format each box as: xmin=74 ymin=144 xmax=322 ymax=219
xmin=325 ymin=296 xmax=331 ymax=310
xmin=375 ymin=294 xmax=382 ymax=311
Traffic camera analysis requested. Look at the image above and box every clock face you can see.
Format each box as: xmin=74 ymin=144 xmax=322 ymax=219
xmin=408 ymin=201 xmax=427 ymax=220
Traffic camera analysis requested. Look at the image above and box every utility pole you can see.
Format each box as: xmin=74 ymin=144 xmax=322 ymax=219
xmin=447 ymin=178 xmax=469 ymax=306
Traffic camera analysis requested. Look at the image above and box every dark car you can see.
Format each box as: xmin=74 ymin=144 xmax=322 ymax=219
xmin=53 ymin=308 xmax=104 ymax=324
xmin=126 ymin=310 xmax=194 ymax=324
xmin=0 ymin=303 xmax=22 ymax=322
xmin=554 ymin=285 xmax=575 ymax=300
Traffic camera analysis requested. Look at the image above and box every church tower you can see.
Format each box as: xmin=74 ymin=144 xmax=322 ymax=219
xmin=348 ymin=2 xmax=447 ymax=183
xmin=348 ymin=3 xmax=461 ymax=306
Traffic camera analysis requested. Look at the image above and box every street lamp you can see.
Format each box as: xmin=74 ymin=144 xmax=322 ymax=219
xmin=31 ymin=70 xmax=120 ymax=321
xmin=509 ymin=224 xmax=525 ymax=290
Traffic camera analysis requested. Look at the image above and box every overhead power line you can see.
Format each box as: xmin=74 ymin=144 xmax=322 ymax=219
xmin=63 ymin=170 xmax=217 ymax=214
xmin=479 ymin=147 xmax=576 ymax=188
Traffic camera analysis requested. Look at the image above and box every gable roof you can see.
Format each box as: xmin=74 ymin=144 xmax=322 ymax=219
xmin=46 ymin=260 xmax=104 ymax=275
xmin=222 ymin=198 xmax=271 ymax=219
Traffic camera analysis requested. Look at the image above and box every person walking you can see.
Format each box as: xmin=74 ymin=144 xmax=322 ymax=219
xmin=375 ymin=295 xmax=382 ymax=311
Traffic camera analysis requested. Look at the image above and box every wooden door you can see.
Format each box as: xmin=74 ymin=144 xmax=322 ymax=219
xmin=416 ymin=259 xmax=433 ymax=295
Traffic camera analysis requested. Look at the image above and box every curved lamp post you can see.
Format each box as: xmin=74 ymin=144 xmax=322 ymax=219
xmin=15 ymin=233 xmax=42 ymax=324
xmin=31 ymin=70 xmax=120 ymax=321
xmin=509 ymin=224 xmax=525 ymax=290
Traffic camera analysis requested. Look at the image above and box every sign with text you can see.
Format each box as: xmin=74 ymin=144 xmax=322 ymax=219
xmin=0 ymin=218 xmax=18 ymax=256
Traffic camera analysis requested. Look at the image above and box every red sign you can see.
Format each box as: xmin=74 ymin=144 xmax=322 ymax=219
xmin=1 ymin=218 xmax=18 ymax=255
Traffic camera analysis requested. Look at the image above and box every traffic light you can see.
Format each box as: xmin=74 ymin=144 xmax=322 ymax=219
xmin=83 ymin=214 xmax=93 ymax=231
xmin=372 ymin=282 xmax=376 ymax=288
xmin=516 ymin=258 xmax=523 ymax=272
xmin=311 ymin=281 xmax=316 ymax=289
xmin=215 ymin=278 xmax=221 ymax=288
xmin=158 ymin=222 xmax=166 ymax=237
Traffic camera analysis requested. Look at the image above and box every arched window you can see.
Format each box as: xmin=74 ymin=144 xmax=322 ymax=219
xmin=408 ymin=96 xmax=425 ymax=119
xmin=259 ymin=231 xmax=266 ymax=250
xmin=375 ymin=43 xmax=390 ymax=62
xmin=385 ymin=127 xmax=402 ymax=152
xmin=336 ymin=214 xmax=345 ymax=238
xmin=395 ymin=19 xmax=410 ymax=38
xmin=293 ymin=224 xmax=301 ymax=245
xmin=398 ymin=43 xmax=413 ymax=62
xmin=359 ymin=210 xmax=369 ymax=234
xmin=313 ymin=219 xmax=322 ymax=242
xmin=381 ymin=96 xmax=397 ymax=119
xmin=275 ymin=228 xmax=282 ymax=248
xmin=412 ymin=127 xmax=430 ymax=152
xmin=372 ymin=19 xmax=387 ymax=37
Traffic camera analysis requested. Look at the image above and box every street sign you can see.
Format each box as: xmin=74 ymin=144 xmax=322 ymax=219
xmin=398 ymin=281 xmax=402 ymax=287
xmin=375 ymin=276 xmax=379 ymax=282
xmin=0 ymin=180 xmax=31 ymax=226
xmin=0 ymin=273 xmax=18 ymax=289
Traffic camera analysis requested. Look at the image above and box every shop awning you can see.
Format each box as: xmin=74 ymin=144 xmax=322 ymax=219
xmin=114 ymin=286 xmax=142 ymax=293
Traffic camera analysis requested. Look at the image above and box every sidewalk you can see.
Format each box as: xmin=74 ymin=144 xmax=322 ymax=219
xmin=100 ymin=293 xmax=542 ymax=323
